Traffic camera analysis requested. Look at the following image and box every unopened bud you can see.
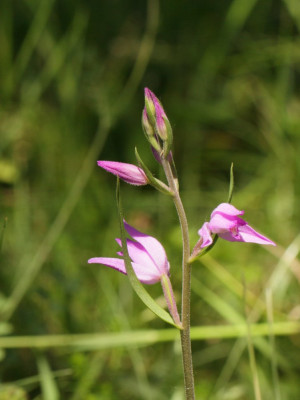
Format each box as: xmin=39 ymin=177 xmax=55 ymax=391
xmin=142 ymin=108 xmax=161 ymax=153
xmin=97 ymin=160 xmax=148 ymax=186
xmin=143 ymin=88 xmax=173 ymax=158
xmin=144 ymin=88 xmax=156 ymax=126
xmin=155 ymin=103 xmax=168 ymax=140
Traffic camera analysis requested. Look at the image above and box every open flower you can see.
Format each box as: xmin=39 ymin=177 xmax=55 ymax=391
xmin=97 ymin=161 xmax=148 ymax=186
xmin=88 ymin=221 xmax=170 ymax=284
xmin=198 ymin=203 xmax=276 ymax=248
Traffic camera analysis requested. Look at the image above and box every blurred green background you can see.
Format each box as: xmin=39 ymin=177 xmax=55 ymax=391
xmin=1 ymin=0 xmax=300 ymax=398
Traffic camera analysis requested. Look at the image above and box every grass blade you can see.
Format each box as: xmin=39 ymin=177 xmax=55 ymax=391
xmin=37 ymin=353 xmax=60 ymax=400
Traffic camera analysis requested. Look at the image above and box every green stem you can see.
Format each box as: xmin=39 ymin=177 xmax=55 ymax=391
xmin=161 ymin=274 xmax=182 ymax=327
xmin=161 ymin=158 xmax=195 ymax=400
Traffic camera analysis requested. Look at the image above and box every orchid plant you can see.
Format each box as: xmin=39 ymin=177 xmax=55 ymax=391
xmin=88 ymin=88 xmax=275 ymax=399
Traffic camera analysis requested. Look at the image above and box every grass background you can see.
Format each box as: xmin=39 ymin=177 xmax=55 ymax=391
xmin=1 ymin=0 xmax=300 ymax=398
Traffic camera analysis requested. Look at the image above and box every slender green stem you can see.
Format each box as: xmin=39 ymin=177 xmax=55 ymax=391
xmin=161 ymin=274 xmax=182 ymax=327
xmin=161 ymin=158 xmax=195 ymax=400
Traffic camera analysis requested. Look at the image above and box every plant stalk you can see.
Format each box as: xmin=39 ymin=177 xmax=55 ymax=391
xmin=161 ymin=158 xmax=195 ymax=400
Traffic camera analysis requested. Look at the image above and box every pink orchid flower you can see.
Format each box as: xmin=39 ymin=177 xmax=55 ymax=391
xmin=88 ymin=221 xmax=170 ymax=284
xmin=97 ymin=161 xmax=148 ymax=186
xmin=198 ymin=203 xmax=276 ymax=248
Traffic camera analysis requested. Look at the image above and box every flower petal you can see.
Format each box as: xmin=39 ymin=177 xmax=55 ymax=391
xmin=88 ymin=257 xmax=127 ymax=274
xmin=217 ymin=231 xmax=241 ymax=242
xmin=97 ymin=161 xmax=147 ymax=186
xmin=130 ymin=262 xmax=162 ymax=284
xmin=237 ymin=224 xmax=276 ymax=245
xmin=115 ymin=238 xmax=161 ymax=274
xmin=208 ymin=213 xmax=240 ymax=234
xmin=211 ymin=203 xmax=244 ymax=218
xmin=88 ymin=257 xmax=160 ymax=284
xmin=144 ymin=88 xmax=166 ymax=117
xmin=198 ymin=222 xmax=214 ymax=248
xmin=123 ymin=221 xmax=169 ymax=275
xmin=218 ymin=224 xmax=275 ymax=245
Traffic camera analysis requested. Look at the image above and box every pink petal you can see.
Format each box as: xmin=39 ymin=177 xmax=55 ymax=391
xmin=154 ymin=102 xmax=167 ymax=140
xmin=198 ymin=222 xmax=214 ymax=248
xmin=217 ymin=231 xmax=241 ymax=242
xmin=97 ymin=161 xmax=147 ymax=186
xmin=208 ymin=213 xmax=240 ymax=234
xmin=211 ymin=203 xmax=244 ymax=218
xmin=130 ymin=262 xmax=162 ymax=284
xmin=144 ymin=87 xmax=153 ymax=102
xmin=87 ymin=257 xmax=160 ymax=284
xmin=88 ymin=257 xmax=127 ymax=274
xmin=123 ymin=221 xmax=169 ymax=275
xmin=237 ymin=224 xmax=276 ymax=245
xmin=144 ymin=88 xmax=165 ymax=113
xmin=218 ymin=224 xmax=275 ymax=245
xmin=201 ymin=203 xmax=276 ymax=247
xmin=115 ymin=238 xmax=161 ymax=274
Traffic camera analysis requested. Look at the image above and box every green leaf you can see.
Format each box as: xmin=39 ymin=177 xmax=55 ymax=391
xmin=227 ymin=162 xmax=234 ymax=203
xmin=37 ymin=353 xmax=60 ymax=400
xmin=135 ymin=147 xmax=173 ymax=196
xmin=116 ymin=178 xmax=181 ymax=329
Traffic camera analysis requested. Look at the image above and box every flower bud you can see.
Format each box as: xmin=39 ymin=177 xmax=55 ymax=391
xmin=143 ymin=88 xmax=173 ymax=158
xmin=97 ymin=161 xmax=148 ymax=186
xmin=144 ymin=88 xmax=157 ymax=126
xmin=142 ymin=108 xmax=161 ymax=153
